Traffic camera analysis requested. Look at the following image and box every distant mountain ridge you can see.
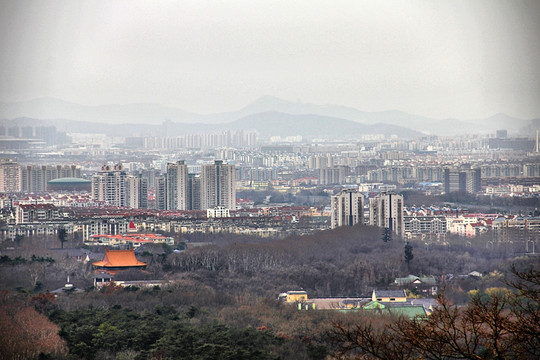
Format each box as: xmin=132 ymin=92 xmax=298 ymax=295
xmin=225 ymin=111 xmax=422 ymax=138
xmin=1 ymin=96 xmax=537 ymax=136
xmin=0 ymin=97 xmax=200 ymax=125
xmin=1 ymin=112 xmax=422 ymax=139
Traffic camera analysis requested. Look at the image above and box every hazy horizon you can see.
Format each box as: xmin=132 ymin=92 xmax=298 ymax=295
xmin=1 ymin=1 xmax=540 ymax=120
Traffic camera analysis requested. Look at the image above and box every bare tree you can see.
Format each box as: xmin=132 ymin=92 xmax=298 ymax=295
xmin=331 ymin=267 xmax=540 ymax=360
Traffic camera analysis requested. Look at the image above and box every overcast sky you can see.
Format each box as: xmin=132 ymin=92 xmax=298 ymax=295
xmin=1 ymin=0 xmax=539 ymax=119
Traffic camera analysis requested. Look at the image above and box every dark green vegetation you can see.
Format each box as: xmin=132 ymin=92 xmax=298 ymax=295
xmin=3 ymin=284 xmax=340 ymax=360
xmin=58 ymin=227 xmax=68 ymax=249
xmin=49 ymin=304 xmax=307 ymax=360
xmin=404 ymin=241 xmax=414 ymax=272
xmin=0 ymin=224 xmax=538 ymax=359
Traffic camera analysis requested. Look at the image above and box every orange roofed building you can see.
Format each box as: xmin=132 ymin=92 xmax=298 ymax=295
xmin=93 ymin=248 xmax=147 ymax=270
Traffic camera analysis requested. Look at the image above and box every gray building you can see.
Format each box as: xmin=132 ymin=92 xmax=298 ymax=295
xmin=201 ymin=160 xmax=236 ymax=210
xmin=443 ymin=167 xmax=481 ymax=194
xmin=369 ymin=192 xmax=404 ymax=237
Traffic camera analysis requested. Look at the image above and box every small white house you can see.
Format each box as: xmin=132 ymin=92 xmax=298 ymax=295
xmin=207 ymin=206 xmax=230 ymax=218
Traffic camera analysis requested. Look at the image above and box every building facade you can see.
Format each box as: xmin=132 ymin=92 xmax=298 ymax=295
xmin=15 ymin=203 xmax=60 ymax=224
xmin=330 ymin=189 xmax=364 ymax=229
xmin=403 ymin=215 xmax=447 ymax=240
xmin=165 ymin=161 xmax=189 ymax=210
xmin=369 ymin=192 xmax=404 ymax=237
xmin=125 ymin=174 xmax=148 ymax=209
xmin=200 ymin=160 xmax=236 ymax=210
xmin=22 ymin=164 xmax=81 ymax=193
xmin=443 ymin=167 xmax=481 ymax=194
xmin=91 ymin=164 xmax=128 ymax=206
xmin=0 ymin=160 xmax=22 ymax=193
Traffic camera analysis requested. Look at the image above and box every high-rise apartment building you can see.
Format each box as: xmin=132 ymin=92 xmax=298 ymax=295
xmin=319 ymin=166 xmax=350 ymax=185
xmin=154 ymin=161 xmax=190 ymax=210
xmin=330 ymin=189 xmax=364 ymax=229
xmin=188 ymin=173 xmax=201 ymax=210
xmin=200 ymin=160 xmax=236 ymax=210
xmin=154 ymin=160 xmax=235 ymax=211
xmin=165 ymin=161 xmax=189 ymax=210
xmin=443 ymin=167 xmax=481 ymax=194
xmin=369 ymin=192 xmax=404 ymax=237
xmin=0 ymin=160 xmax=22 ymax=193
xmin=91 ymin=165 xmax=128 ymax=206
xmin=22 ymin=164 xmax=82 ymax=193
xmin=155 ymin=177 xmax=167 ymax=210
xmin=125 ymin=174 xmax=148 ymax=209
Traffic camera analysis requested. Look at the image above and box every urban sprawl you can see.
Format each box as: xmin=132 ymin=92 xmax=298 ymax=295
xmin=1 ymin=126 xmax=539 ymax=249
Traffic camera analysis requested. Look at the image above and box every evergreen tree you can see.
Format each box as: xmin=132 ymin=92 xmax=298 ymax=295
xmin=58 ymin=227 xmax=67 ymax=249
xmin=404 ymin=241 xmax=414 ymax=272
xmin=382 ymin=227 xmax=392 ymax=242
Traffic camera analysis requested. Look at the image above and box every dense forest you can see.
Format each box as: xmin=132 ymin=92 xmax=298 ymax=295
xmin=0 ymin=224 xmax=538 ymax=359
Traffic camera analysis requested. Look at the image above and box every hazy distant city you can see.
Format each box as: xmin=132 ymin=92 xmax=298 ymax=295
xmin=1 ymin=96 xmax=539 ymax=243
xmin=1 ymin=1 xmax=539 ymax=359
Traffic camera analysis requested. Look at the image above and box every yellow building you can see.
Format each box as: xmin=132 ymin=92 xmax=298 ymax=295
xmin=372 ymin=289 xmax=407 ymax=302
xmin=278 ymin=291 xmax=308 ymax=303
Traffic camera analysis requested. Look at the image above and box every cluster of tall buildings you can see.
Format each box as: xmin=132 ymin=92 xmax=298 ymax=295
xmin=126 ymin=130 xmax=257 ymax=150
xmin=330 ymin=190 xmax=404 ymax=237
xmin=91 ymin=165 xmax=148 ymax=208
xmin=156 ymin=160 xmax=236 ymax=211
xmin=0 ymin=125 xmax=69 ymax=146
xmin=0 ymin=160 xmax=82 ymax=193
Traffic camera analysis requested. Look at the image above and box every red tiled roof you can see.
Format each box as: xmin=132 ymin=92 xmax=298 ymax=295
xmin=18 ymin=203 xmax=57 ymax=209
xmin=93 ymin=248 xmax=146 ymax=268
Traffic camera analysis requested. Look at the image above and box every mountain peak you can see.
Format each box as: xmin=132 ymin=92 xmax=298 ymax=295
xmin=244 ymin=95 xmax=294 ymax=109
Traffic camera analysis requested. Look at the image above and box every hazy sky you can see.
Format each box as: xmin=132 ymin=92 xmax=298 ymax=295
xmin=1 ymin=0 xmax=539 ymax=119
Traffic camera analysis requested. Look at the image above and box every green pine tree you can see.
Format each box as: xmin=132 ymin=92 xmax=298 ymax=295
xmin=404 ymin=241 xmax=414 ymax=271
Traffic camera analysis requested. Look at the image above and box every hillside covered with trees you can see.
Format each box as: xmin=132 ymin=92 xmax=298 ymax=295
xmin=0 ymin=224 xmax=538 ymax=359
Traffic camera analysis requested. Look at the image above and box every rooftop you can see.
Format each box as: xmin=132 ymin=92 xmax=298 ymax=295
xmin=48 ymin=177 xmax=91 ymax=184
xmin=93 ymin=248 xmax=147 ymax=268
xmin=373 ymin=289 xmax=407 ymax=298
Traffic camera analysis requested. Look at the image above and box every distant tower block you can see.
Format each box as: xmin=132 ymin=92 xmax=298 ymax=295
xmin=536 ymin=130 xmax=539 ymax=153
xmin=496 ymin=129 xmax=507 ymax=138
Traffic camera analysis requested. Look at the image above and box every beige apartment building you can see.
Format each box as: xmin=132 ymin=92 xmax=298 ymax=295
xmin=330 ymin=188 xmax=364 ymax=229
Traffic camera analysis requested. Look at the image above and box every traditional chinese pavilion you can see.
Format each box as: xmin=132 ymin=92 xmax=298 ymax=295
xmin=93 ymin=248 xmax=147 ymax=270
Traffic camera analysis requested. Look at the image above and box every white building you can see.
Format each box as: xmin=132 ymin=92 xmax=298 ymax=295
xmin=201 ymin=160 xmax=236 ymax=210
xmin=207 ymin=206 xmax=231 ymax=218
xmin=0 ymin=160 xmax=21 ymax=193
xmin=330 ymin=189 xmax=364 ymax=229
xmin=369 ymin=192 xmax=404 ymax=237
xmin=91 ymin=164 xmax=127 ymax=206
xmin=125 ymin=175 xmax=148 ymax=209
